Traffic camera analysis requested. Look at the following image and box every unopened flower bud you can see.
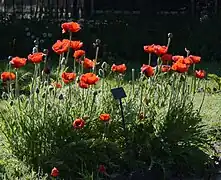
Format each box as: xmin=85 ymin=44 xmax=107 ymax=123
xmin=36 ymin=88 xmax=40 ymax=94
xmin=10 ymin=101 xmax=13 ymax=106
xmin=32 ymin=47 xmax=38 ymax=53
xmin=34 ymin=39 xmax=39 ymax=45
xmin=8 ymin=56 xmax=12 ymax=61
xmin=43 ymin=49 xmax=49 ymax=55
xmin=95 ymin=39 xmax=101 ymax=45
xmin=59 ymin=94 xmax=64 ymax=100
xmin=43 ymin=67 xmax=50 ymax=75
xmin=168 ymin=33 xmax=173 ymax=39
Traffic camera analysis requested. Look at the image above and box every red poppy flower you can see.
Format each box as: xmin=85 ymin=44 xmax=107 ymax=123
xmin=73 ymin=50 xmax=85 ymax=60
xmin=83 ymin=58 xmax=95 ymax=69
xmin=172 ymin=55 xmax=184 ymax=62
xmin=153 ymin=45 xmax=168 ymax=56
xmin=141 ymin=64 xmax=154 ymax=77
xmin=52 ymin=39 xmax=70 ymax=54
xmin=98 ymin=165 xmax=107 ymax=173
xmin=99 ymin=114 xmax=110 ymax=122
xmin=70 ymin=41 xmax=83 ymax=50
xmin=80 ymin=73 xmax=99 ymax=85
xmin=111 ymin=64 xmax=127 ymax=73
xmin=171 ymin=62 xmax=189 ymax=73
xmin=144 ymin=44 xmax=155 ymax=53
xmin=73 ymin=118 xmax=85 ymax=129
xmin=61 ymin=22 xmax=81 ymax=33
xmin=78 ymin=81 xmax=90 ymax=89
xmin=51 ymin=167 xmax=59 ymax=177
xmin=28 ymin=52 xmax=45 ymax=64
xmin=10 ymin=57 xmax=27 ymax=69
xmin=61 ymin=72 xmax=76 ymax=84
xmin=161 ymin=65 xmax=171 ymax=72
xmin=161 ymin=54 xmax=172 ymax=63
xmin=189 ymin=55 xmax=201 ymax=64
xmin=195 ymin=70 xmax=206 ymax=79
xmin=183 ymin=57 xmax=193 ymax=65
xmin=1 ymin=72 xmax=16 ymax=81
xmin=51 ymin=82 xmax=62 ymax=88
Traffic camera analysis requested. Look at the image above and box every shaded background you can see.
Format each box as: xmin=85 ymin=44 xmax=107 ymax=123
xmin=0 ymin=0 xmax=221 ymax=74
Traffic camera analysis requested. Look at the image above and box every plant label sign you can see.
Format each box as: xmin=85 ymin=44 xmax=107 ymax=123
xmin=111 ymin=87 xmax=127 ymax=100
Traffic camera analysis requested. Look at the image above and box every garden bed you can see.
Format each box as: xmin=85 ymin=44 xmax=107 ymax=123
xmin=0 ymin=21 xmax=221 ymax=179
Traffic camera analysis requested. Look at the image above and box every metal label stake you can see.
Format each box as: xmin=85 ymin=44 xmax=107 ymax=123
xmin=111 ymin=87 xmax=128 ymax=146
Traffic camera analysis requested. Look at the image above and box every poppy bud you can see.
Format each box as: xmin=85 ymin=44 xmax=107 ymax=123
xmin=96 ymin=39 xmax=101 ymax=45
xmin=34 ymin=39 xmax=39 ymax=45
xmin=168 ymin=33 xmax=173 ymax=39
xmin=59 ymin=94 xmax=64 ymax=100
xmin=43 ymin=67 xmax=50 ymax=74
xmin=43 ymin=49 xmax=49 ymax=55
xmin=51 ymin=167 xmax=59 ymax=177
xmin=101 ymin=62 xmax=108 ymax=70
xmin=32 ymin=47 xmax=38 ymax=53
xmin=10 ymin=101 xmax=13 ymax=106
xmin=8 ymin=56 xmax=12 ymax=61
xmin=93 ymin=91 xmax=98 ymax=96
xmin=36 ymin=88 xmax=40 ymax=94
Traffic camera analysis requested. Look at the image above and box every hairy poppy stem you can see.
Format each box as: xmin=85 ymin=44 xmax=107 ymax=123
xmin=8 ymin=64 xmax=12 ymax=98
xmin=148 ymin=53 xmax=151 ymax=65
xmin=198 ymin=80 xmax=207 ymax=113
xmin=132 ymin=69 xmax=135 ymax=95
xmin=43 ymin=75 xmax=49 ymax=119
xmin=15 ymin=69 xmax=19 ymax=98
xmin=93 ymin=46 xmax=99 ymax=74
xmin=57 ymin=54 xmax=63 ymax=82
xmin=65 ymin=32 xmax=72 ymax=67
xmin=119 ymin=99 xmax=128 ymax=147
xmin=30 ymin=64 xmax=38 ymax=108
xmin=191 ymin=64 xmax=196 ymax=94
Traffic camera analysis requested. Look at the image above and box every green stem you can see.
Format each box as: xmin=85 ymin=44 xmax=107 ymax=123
xmin=132 ymin=69 xmax=135 ymax=95
xmin=43 ymin=75 xmax=49 ymax=119
xmin=74 ymin=57 xmax=76 ymax=73
xmin=64 ymin=32 xmax=73 ymax=67
xmin=198 ymin=80 xmax=207 ymax=113
xmin=191 ymin=64 xmax=196 ymax=94
xmin=57 ymin=54 xmax=63 ymax=82
xmin=93 ymin=46 xmax=99 ymax=74
xmin=30 ymin=64 xmax=38 ymax=109
xmin=138 ymin=83 xmax=144 ymax=115
xmin=15 ymin=69 xmax=19 ymax=98
xmin=148 ymin=53 xmax=151 ymax=65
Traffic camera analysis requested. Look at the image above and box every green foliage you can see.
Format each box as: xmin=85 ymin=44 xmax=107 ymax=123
xmin=0 ymin=68 xmax=213 ymax=178
xmin=0 ymin=24 xmax=217 ymax=179
xmin=207 ymin=73 xmax=221 ymax=91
